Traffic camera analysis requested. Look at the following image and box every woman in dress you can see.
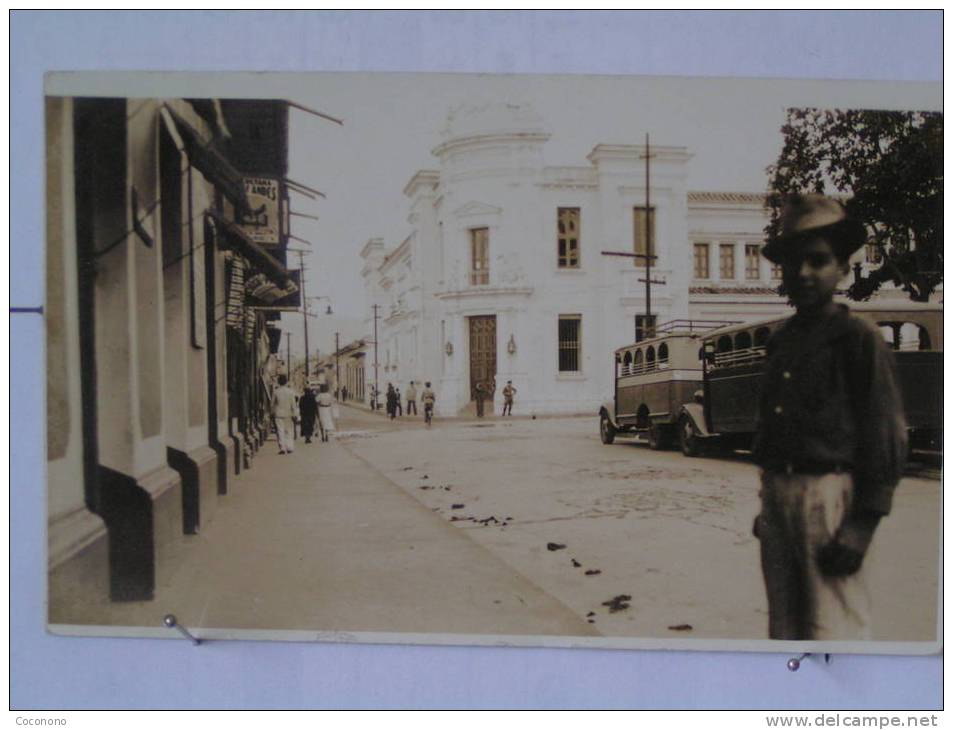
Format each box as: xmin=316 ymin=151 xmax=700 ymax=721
xmin=299 ymin=386 xmax=318 ymax=444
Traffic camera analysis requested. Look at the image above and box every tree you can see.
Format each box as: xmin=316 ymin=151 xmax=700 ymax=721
xmin=766 ymin=109 xmax=942 ymax=302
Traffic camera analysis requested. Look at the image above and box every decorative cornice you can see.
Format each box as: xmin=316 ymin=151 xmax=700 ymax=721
xmin=433 ymin=131 xmax=551 ymax=158
xmin=403 ymin=170 xmax=440 ymax=198
xmin=688 ymin=191 xmax=767 ymax=206
xmin=587 ymin=144 xmax=692 ymax=165
xmin=434 ymin=286 xmax=534 ymax=301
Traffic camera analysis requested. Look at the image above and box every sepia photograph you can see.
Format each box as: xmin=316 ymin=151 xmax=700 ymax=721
xmin=44 ymin=71 xmax=941 ymax=653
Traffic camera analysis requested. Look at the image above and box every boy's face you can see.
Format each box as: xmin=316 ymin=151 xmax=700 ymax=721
xmin=780 ymin=235 xmax=849 ymax=314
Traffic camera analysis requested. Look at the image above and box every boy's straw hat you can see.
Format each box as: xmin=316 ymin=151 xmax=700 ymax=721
xmin=762 ymin=194 xmax=867 ymax=263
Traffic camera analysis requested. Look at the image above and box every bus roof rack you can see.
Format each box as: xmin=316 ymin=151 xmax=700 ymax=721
xmin=652 ymin=319 xmax=741 ymax=335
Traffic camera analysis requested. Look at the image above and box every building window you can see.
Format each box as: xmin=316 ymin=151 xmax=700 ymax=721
xmin=745 ymin=244 xmax=760 ymax=280
xmin=470 ymin=227 xmax=489 ymax=286
xmin=693 ymin=243 xmax=710 ymax=279
xmin=635 ymin=314 xmax=657 ymax=343
xmin=558 ymin=315 xmax=582 ymax=372
xmin=719 ymin=243 xmax=735 ymax=279
xmin=770 ymin=260 xmax=783 ymax=280
xmin=557 ymin=207 xmax=580 ymax=268
xmin=633 ymin=206 xmax=656 ymax=267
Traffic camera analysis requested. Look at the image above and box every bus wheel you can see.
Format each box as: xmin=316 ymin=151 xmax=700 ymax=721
xmin=600 ymin=413 xmax=616 ymax=445
xmin=679 ymin=415 xmax=700 ymax=457
xmin=648 ymin=423 xmax=668 ymax=450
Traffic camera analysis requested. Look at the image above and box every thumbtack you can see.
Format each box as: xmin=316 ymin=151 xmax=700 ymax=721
xmin=163 ymin=614 xmax=201 ymax=646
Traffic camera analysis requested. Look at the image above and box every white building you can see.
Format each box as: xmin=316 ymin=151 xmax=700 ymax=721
xmin=360 ymin=103 xmax=877 ymax=416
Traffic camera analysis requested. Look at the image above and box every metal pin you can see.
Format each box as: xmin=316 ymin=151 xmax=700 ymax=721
xmin=787 ymin=652 xmax=809 ymax=671
xmin=163 ymin=614 xmax=201 ymax=646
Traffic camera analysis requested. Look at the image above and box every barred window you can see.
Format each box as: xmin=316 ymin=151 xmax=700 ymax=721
xmin=633 ymin=206 xmax=656 ymax=267
xmin=745 ymin=244 xmax=760 ymax=279
xmin=719 ymin=243 xmax=735 ymax=279
xmin=693 ymin=243 xmax=710 ymax=279
xmin=557 ymin=207 xmax=580 ymax=268
xmin=470 ymin=227 xmax=489 ymax=285
xmin=558 ymin=315 xmax=582 ymax=372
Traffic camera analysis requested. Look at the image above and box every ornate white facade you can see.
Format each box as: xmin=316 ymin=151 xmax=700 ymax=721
xmin=361 ymin=103 xmax=825 ymax=416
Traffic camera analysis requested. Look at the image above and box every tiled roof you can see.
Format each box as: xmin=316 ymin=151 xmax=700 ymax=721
xmin=690 ymin=285 xmax=781 ymax=295
xmin=688 ymin=192 xmax=767 ymax=205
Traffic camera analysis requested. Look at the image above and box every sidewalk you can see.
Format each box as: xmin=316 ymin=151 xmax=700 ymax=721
xmin=52 ymin=414 xmax=596 ymax=639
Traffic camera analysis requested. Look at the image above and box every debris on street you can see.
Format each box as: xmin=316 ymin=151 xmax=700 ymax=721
xmin=601 ymin=594 xmax=632 ymax=613
xmin=451 ymin=503 xmax=465 ymax=509
xmin=571 ymin=558 xmax=582 ymax=568
xmin=584 ymin=569 xmax=602 ymax=576
xmin=668 ymin=624 xmax=693 ymax=632
xmin=546 ymin=542 xmax=566 ymax=551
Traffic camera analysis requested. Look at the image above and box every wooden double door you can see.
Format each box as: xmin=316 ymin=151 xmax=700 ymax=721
xmin=468 ymin=315 xmax=497 ymax=399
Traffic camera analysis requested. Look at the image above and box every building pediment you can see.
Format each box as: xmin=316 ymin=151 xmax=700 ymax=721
xmin=452 ymin=201 xmax=503 ymax=219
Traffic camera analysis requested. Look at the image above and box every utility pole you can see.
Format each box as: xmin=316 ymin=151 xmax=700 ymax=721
xmin=297 ymin=250 xmax=310 ymax=380
xmin=599 ymin=133 xmax=664 ymax=342
xmin=286 ymin=331 xmax=292 ymax=379
xmin=335 ymin=331 xmax=341 ymax=401
xmin=372 ymin=304 xmax=380 ymax=409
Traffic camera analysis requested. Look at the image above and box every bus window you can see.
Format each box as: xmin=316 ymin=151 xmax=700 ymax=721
xmin=754 ymin=327 xmax=770 ymax=348
xmin=734 ymin=331 xmax=752 ymax=351
xmin=646 ymin=346 xmax=656 ymax=369
xmin=622 ymin=350 xmax=632 ymax=375
xmin=717 ymin=335 xmax=732 ymax=353
xmin=634 ymin=349 xmax=644 ymax=373
xmin=658 ymin=342 xmax=669 ymax=366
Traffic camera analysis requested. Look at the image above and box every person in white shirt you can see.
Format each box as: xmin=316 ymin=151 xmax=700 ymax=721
xmin=316 ymin=384 xmax=335 ymax=442
xmin=271 ymin=374 xmax=298 ymax=454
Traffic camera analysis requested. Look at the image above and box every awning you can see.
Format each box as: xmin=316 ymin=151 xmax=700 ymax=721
xmin=161 ymin=105 xmax=251 ymax=213
xmin=207 ymin=208 xmax=293 ymax=289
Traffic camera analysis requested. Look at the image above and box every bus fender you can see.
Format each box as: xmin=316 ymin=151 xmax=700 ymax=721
xmin=678 ymin=402 xmax=712 ymax=437
xmin=599 ymin=399 xmax=619 ymax=428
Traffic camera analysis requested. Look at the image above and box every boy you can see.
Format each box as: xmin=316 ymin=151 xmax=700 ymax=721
xmin=754 ymin=194 xmax=907 ymax=641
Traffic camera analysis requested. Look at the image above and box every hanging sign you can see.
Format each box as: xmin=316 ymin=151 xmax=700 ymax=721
xmin=238 ymin=176 xmax=281 ymax=246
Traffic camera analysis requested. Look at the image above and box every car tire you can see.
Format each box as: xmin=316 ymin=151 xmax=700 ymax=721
xmin=679 ymin=414 xmax=700 ymax=457
xmin=600 ymin=412 xmax=617 ymax=445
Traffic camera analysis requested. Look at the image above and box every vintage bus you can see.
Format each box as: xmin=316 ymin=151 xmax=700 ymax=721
xmin=675 ymin=302 xmax=942 ymax=456
xmin=599 ymin=320 xmax=736 ymax=449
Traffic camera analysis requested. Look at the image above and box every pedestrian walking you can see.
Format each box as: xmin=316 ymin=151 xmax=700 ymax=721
xmin=317 ymin=383 xmax=335 ymax=442
xmin=299 ymin=386 xmax=317 ymax=444
xmin=422 ymin=381 xmax=436 ymax=426
xmin=386 ymin=383 xmax=397 ymax=420
xmin=405 ymin=381 xmax=418 ymax=415
xmin=395 ymin=387 xmax=403 ymax=417
xmin=474 ymin=380 xmax=487 ymax=418
xmin=271 ymin=374 xmax=298 ymax=454
xmin=753 ymin=194 xmax=907 ymax=641
xmin=502 ymin=380 xmax=517 ymax=416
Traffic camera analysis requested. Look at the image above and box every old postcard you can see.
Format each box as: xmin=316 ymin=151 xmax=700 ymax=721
xmin=44 ymin=71 xmax=941 ymax=654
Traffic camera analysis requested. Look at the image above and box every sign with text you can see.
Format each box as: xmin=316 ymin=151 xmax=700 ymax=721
xmin=238 ymin=176 xmax=281 ymax=246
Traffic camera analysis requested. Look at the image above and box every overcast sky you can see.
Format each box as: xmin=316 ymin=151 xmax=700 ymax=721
xmin=277 ymin=71 xmax=939 ymax=358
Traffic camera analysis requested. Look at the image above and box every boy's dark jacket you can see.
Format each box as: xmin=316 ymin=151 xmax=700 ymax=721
xmin=753 ymin=304 xmax=907 ymax=515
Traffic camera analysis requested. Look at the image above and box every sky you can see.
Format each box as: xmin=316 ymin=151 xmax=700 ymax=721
xmin=279 ymin=71 xmax=939 ymax=360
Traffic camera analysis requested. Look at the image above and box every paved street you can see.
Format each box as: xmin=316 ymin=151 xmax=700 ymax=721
xmin=54 ymin=404 xmax=940 ymax=644
xmin=340 ymin=406 xmax=940 ymax=643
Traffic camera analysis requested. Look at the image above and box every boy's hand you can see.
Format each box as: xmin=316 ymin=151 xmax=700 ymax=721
xmin=816 ymin=512 xmax=882 ymax=577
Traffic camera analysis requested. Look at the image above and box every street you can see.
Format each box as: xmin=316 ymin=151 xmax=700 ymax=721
xmin=340 ymin=405 xmax=940 ymax=642
xmin=53 ymin=405 xmax=940 ymax=645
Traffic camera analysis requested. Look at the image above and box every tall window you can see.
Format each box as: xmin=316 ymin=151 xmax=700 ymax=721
xmin=470 ymin=227 xmax=489 ymax=285
xmin=719 ymin=243 xmax=735 ymax=279
xmin=745 ymin=244 xmax=760 ymax=280
xmin=558 ymin=315 xmax=582 ymax=372
xmin=771 ymin=261 xmax=783 ymax=280
xmin=557 ymin=207 xmax=580 ymax=268
xmin=693 ymin=243 xmax=710 ymax=279
xmin=633 ymin=206 xmax=656 ymax=267
xmin=635 ymin=314 xmax=657 ymax=343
